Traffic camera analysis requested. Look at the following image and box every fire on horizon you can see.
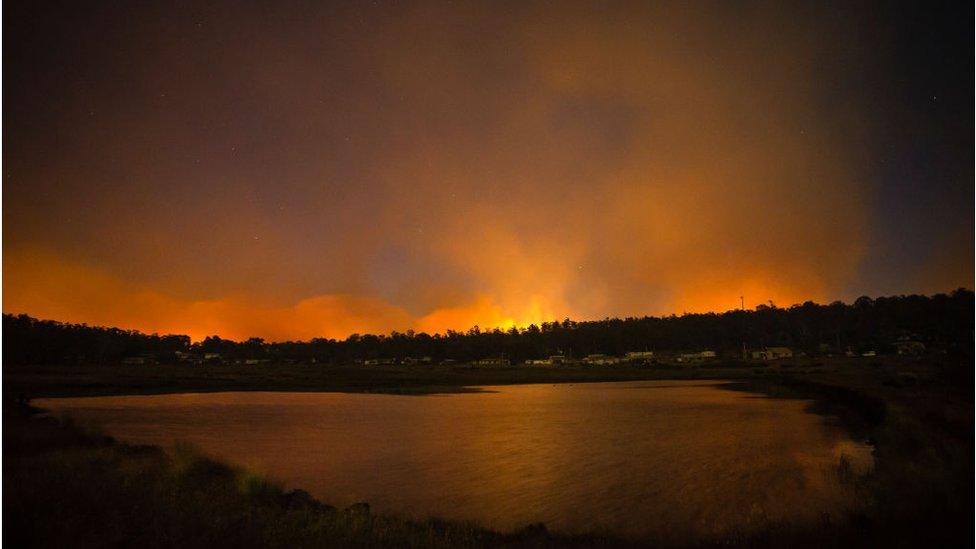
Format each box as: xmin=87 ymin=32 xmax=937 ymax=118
xmin=3 ymin=1 xmax=973 ymax=342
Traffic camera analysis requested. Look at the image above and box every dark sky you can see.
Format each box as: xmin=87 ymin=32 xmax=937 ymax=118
xmin=4 ymin=1 xmax=972 ymax=341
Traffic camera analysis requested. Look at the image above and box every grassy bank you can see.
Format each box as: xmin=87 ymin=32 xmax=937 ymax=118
xmin=722 ymin=356 xmax=974 ymax=547
xmin=3 ymin=361 xmax=765 ymax=399
xmin=4 ymin=404 xmax=624 ymax=548
xmin=0 ymin=357 xmax=893 ymax=399
xmin=4 ymin=354 xmax=973 ymax=547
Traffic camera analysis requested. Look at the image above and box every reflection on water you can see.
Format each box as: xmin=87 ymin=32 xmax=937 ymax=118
xmin=37 ymin=381 xmax=873 ymax=541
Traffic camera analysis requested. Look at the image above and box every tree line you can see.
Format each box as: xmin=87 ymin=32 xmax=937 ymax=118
xmin=3 ymin=289 xmax=972 ymax=366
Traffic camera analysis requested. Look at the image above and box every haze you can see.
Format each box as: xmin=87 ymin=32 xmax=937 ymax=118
xmin=4 ymin=1 xmax=972 ymax=341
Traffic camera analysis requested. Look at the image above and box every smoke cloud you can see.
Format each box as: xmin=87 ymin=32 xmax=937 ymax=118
xmin=5 ymin=1 xmax=954 ymax=341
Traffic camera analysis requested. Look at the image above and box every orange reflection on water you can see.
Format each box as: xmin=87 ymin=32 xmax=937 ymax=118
xmin=37 ymin=381 xmax=873 ymax=541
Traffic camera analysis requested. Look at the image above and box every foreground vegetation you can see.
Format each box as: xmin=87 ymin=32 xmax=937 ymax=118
xmin=4 ymin=352 xmax=973 ymax=547
xmin=5 ymin=403 xmax=606 ymax=548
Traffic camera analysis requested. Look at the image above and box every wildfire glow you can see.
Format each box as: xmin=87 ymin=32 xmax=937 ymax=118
xmin=3 ymin=2 xmax=969 ymax=341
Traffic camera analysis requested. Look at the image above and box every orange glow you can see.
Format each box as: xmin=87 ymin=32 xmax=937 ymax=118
xmin=6 ymin=247 xmax=839 ymax=342
xmin=4 ymin=3 xmax=968 ymax=341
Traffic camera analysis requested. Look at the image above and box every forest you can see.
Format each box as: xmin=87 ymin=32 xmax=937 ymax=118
xmin=3 ymin=290 xmax=972 ymax=366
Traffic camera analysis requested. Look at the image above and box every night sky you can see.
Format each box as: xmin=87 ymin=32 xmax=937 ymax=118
xmin=4 ymin=1 xmax=973 ymax=341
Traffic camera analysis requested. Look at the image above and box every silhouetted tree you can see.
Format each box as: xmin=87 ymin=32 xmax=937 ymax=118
xmin=3 ymin=290 xmax=972 ymax=366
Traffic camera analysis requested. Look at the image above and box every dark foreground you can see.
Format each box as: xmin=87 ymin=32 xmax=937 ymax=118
xmin=4 ymin=356 xmax=974 ymax=547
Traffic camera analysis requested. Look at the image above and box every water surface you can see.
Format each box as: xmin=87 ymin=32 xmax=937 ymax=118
xmin=37 ymin=380 xmax=872 ymax=541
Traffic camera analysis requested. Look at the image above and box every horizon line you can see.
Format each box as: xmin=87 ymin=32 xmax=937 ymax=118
xmin=4 ymin=288 xmax=971 ymax=344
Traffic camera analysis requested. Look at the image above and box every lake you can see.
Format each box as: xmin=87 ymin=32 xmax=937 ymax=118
xmin=36 ymin=380 xmax=873 ymax=542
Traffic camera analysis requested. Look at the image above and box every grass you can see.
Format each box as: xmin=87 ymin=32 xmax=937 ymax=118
xmin=4 ymin=354 xmax=973 ymax=547
xmin=4 ymin=404 xmax=625 ymax=548
xmin=4 ymin=360 xmax=774 ymax=399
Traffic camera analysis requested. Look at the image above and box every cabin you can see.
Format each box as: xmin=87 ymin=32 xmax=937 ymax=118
xmin=893 ymin=339 xmax=925 ymax=355
xmin=766 ymin=347 xmax=793 ymax=359
xmin=751 ymin=347 xmax=793 ymax=360
xmin=175 ymin=351 xmax=203 ymax=364
xmin=625 ymin=351 xmax=654 ymax=365
xmin=583 ymin=354 xmax=622 ymax=365
xmin=473 ymin=358 xmax=510 ymax=366
xmin=364 ymin=358 xmax=396 ymax=366
xmin=676 ymin=351 xmax=717 ymax=363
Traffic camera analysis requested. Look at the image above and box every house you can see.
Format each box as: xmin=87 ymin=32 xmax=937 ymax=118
xmin=398 ymin=357 xmax=433 ymax=365
xmin=524 ymin=359 xmax=552 ymax=366
xmin=203 ymin=353 xmax=222 ymax=363
xmin=364 ymin=358 xmax=396 ymax=366
xmin=582 ymin=354 xmax=622 ymax=365
xmin=893 ymin=338 xmax=925 ymax=355
xmin=751 ymin=347 xmax=793 ymax=360
xmin=677 ymin=351 xmax=717 ymax=363
xmin=766 ymin=347 xmax=792 ymax=359
xmin=473 ymin=358 xmax=510 ymax=366
xmin=548 ymin=355 xmax=571 ymax=365
xmin=175 ymin=351 xmax=202 ymax=364
xmin=121 ymin=356 xmax=150 ymax=365
xmin=624 ymin=351 xmax=654 ymax=364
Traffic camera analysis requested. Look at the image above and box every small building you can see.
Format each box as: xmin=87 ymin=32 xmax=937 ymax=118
xmin=766 ymin=347 xmax=792 ymax=359
xmin=400 ymin=357 xmax=433 ymax=365
xmin=203 ymin=353 xmax=222 ymax=363
xmin=751 ymin=347 xmax=793 ymax=360
xmin=583 ymin=354 xmax=622 ymax=365
xmin=677 ymin=351 xmax=717 ymax=363
xmin=548 ymin=355 xmax=571 ymax=365
xmin=524 ymin=358 xmax=552 ymax=366
xmin=473 ymin=358 xmax=511 ymax=366
xmin=893 ymin=339 xmax=925 ymax=355
xmin=175 ymin=351 xmax=202 ymax=364
xmin=364 ymin=358 xmax=396 ymax=366
xmin=625 ymin=351 xmax=654 ymax=361
xmin=121 ymin=356 xmax=150 ymax=365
